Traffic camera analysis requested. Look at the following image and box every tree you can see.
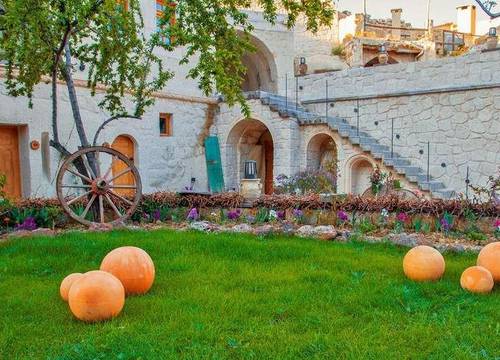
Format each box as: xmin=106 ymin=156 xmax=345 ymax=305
xmin=0 ymin=0 xmax=334 ymax=157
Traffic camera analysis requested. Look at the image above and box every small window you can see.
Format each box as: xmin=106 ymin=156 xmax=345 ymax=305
xmin=159 ymin=113 xmax=173 ymax=136
xmin=156 ymin=0 xmax=176 ymax=45
xmin=116 ymin=0 xmax=128 ymax=11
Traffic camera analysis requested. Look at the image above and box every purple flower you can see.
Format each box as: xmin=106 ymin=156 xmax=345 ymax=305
xmin=246 ymin=215 xmax=255 ymax=224
xmin=440 ymin=218 xmax=450 ymax=232
xmin=276 ymin=210 xmax=286 ymax=221
xmin=227 ymin=209 xmax=242 ymax=221
xmin=187 ymin=208 xmax=199 ymax=221
xmin=15 ymin=216 xmax=37 ymax=231
xmin=152 ymin=209 xmax=161 ymax=222
xmin=396 ymin=212 xmax=409 ymax=223
xmin=337 ymin=210 xmax=348 ymax=223
xmin=293 ymin=209 xmax=303 ymax=219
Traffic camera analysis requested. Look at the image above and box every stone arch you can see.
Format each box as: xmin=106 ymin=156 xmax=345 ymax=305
xmin=239 ymin=32 xmax=278 ymax=92
xmin=225 ymin=118 xmax=275 ymax=194
xmin=306 ymin=133 xmax=338 ymax=171
xmin=346 ymin=155 xmax=376 ymax=195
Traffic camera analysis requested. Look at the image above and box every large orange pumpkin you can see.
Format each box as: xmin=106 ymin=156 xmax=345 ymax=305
xmin=403 ymin=245 xmax=445 ymax=281
xmin=460 ymin=266 xmax=494 ymax=294
xmin=68 ymin=270 xmax=125 ymax=322
xmin=60 ymin=273 xmax=84 ymax=302
xmin=100 ymin=246 xmax=155 ymax=295
xmin=477 ymin=242 xmax=500 ymax=282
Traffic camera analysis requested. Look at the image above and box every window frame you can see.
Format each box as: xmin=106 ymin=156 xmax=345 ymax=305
xmin=156 ymin=0 xmax=176 ymax=45
xmin=159 ymin=113 xmax=173 ymax=137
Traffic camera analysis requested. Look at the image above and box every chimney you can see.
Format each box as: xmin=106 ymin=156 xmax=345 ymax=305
xmin=456 ymin=5 xmax=476 ymax=35
xmin=391 ymin=8 xmax=403 ymax=40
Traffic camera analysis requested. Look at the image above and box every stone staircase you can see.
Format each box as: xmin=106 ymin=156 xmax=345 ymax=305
xmin=246 ymin=91 xmax=455 ymax=199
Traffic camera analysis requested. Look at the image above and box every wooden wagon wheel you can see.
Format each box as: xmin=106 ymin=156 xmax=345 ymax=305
xmin=56 ymin=146 xmax=142 ymax=226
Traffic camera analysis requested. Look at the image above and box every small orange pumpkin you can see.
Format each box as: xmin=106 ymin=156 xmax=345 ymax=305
xmin=100 ymin=246 xmax=155 ymax=295
xmin=60 ymin=273 xmax=84 ymax=302
xmin=460 ymin=266 xmax=494 ymax=294
xmin=68 ymin=270 xmax=125 ymax=322
xmin=403 ymin=245 xmax=445 ymax=281
xmin=477 ymin=242 xmax=500 ymax=282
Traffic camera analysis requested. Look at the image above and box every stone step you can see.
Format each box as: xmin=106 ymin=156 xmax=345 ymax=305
xmin=419 ymin=180 xmax=446 ymax=192
xmin=252 ymin=91 xmax=453 ymax=200
xmin=394 ymin=165 xmax=424 ymax=176
xmin=433 ymin=188 xmax=456 ymax=200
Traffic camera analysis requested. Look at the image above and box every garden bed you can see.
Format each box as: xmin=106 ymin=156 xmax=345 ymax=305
xmin=2 ymin=193 xmax=499 ymax=247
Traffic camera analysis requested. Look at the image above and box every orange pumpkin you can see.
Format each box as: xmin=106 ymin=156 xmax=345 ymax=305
xmin=68 ymin=270 xmax=125 ymax=322
xmin=477 ymin=242 xmax=500 ymax=282
xmin=460 ymin=266 xmax=494 ymax=294
xmin=403 ymin=245 xmax=445 ymax=281
xmin=100 ymin=246 xmax=155 ymax=295
xmin=60 ymin=273 xmax=84 ymax=302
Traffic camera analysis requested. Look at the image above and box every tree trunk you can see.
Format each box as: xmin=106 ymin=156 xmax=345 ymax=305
xmin=63 ymin=42 xmax=90 ymax=149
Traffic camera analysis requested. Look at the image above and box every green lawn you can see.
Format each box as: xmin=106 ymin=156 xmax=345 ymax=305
xmin=0 ymin=230 xmax=499 ymax=359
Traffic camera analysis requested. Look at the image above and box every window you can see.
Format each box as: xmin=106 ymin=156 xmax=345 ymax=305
xmin=159 ymin=113 xmax=173 ymax=136
xmin=116 ymin=0 xmax=128 ymax=11
xmin=156 ymin=0 xmax=176 ymax=45
xmin=439 ymin=31 xmax=465 ymax=53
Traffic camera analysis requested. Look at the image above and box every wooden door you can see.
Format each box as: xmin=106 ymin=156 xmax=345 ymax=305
xmin=111 ymin=135 xmax=135 ymax=195
xmin=204 ymin=136 xmax=225 ymax=193
xmin=0 ymin=126 xmax=21 ymax=199
xmin=263 ymin=140 xmax=274 ymax=194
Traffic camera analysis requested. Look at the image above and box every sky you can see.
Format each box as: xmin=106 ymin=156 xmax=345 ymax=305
xmin=336 ymin=0 xmax=500 ymax=33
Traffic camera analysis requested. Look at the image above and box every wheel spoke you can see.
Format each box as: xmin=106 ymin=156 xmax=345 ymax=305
xmin=66 ymin=167 xmax=92 ymax=183
xmin=108 ymin=189 xmax=134 ymax=206
xmin=81 ymin=153 xmax=96 ymax=180
xmin=108 ymin=184 xmax=137 ymax=189
xmin=95 ymin=150 xmax=101 ymax=178
xmin=104 ymin=193 xmax=122 ymax=218
xmin=67 ymin=190 xmax=92 ymax=206
xmin=99 ymin=195 xmax=104 ymax=223
xmin=103 ymin=162 xmax=114 ymax=180
xmin=62 ymin=185 xmax=92 ymax=189
xmin=81 ymin=194 xmax=97 ymax=219
xmin=108 ymin=167 xmax=132 ymax=183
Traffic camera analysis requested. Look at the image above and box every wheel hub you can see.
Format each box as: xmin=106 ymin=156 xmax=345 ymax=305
xmin=91 ymin=178 xmax=108 ymax=195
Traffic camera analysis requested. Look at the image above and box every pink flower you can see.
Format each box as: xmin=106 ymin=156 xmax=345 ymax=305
xmin=396 ymin=212 xmax=409 ymax=223
xmin=494 ymin=219 xmax=500 ymax=229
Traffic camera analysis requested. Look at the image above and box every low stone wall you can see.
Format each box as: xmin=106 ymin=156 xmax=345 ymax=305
xmin=298 ymin=50 xmax=500 ymax=194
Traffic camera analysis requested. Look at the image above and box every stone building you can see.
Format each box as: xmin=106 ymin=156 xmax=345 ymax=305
xmin=0 ymin=1 xmax=499 ymax=201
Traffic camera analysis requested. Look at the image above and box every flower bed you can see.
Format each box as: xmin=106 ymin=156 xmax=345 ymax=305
xmin=1 ymin=193 xmax=498 ymax=241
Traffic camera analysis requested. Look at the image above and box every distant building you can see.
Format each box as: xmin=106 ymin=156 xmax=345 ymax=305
xmin=339 ymin=5 xmax=483 ymax=67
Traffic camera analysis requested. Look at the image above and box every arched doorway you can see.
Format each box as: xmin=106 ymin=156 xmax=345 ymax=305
xmin=239 ymin=33 xmax=278 ymax=93
xmin=349 ymin=157 xmax=375 ymax=194
xmin=111 ymin=135 xmax=136 ymax=195
xmin=306 ymin=133 xmax=338 ymax=171
xmin=226 ymin=119 xmax=274 ymax=194
xmin=364 ymin=55 xmax=399 ymax=67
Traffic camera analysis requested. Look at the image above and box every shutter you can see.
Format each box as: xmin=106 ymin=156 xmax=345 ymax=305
xmin=204 ymin=136 xmax=224 ymax=193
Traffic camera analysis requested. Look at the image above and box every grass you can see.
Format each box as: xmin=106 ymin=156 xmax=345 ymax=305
xmin=0 ymin=230 xmax=499 ymax=359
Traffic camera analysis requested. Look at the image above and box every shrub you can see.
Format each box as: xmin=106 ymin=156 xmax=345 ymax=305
xmin=275 ymin=166 xmax=337 ymax=195
xmin=331 ymin=44 xmax=345 ymax=57
xmin=355 ymin=217 xmax=377 ymax=234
